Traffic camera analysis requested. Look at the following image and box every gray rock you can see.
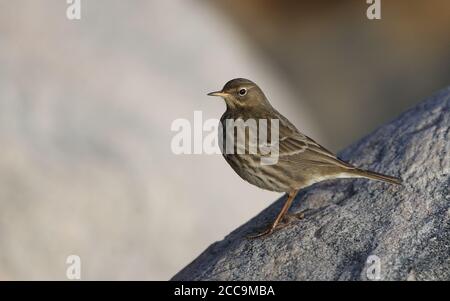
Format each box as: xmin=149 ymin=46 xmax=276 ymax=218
xmin=172 ymin=87 xmax=450 ymax=281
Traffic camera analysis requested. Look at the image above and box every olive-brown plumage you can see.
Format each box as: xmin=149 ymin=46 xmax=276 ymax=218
xmin=208 ymin=78 xmax=401 ymax=238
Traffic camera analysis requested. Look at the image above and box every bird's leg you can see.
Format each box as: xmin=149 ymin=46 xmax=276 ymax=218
xmin=248 ymin=189 xmax=299 ymax=239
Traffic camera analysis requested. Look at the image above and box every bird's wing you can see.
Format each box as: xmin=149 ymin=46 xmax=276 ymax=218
xmin=276 ymin=133 xmax=355 ymax=169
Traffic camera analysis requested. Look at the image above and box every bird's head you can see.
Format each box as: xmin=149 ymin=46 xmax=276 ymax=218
xmin=207 ymin=78 xmax=271 ymax=110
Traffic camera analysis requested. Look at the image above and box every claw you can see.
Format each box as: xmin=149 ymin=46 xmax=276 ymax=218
xmin=247 ymin=227 xmax=274 ymax=239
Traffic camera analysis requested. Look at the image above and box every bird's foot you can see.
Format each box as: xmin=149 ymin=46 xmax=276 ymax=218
xmin=247 ymin=225 xmax=277 ymax=239
xmin=248 ymin=221 xmax=296 ymax=239
xmin=247 ymin=211 xmax=307 ymax=239
xmin=247 ymin=218 xmax=295 ymax=239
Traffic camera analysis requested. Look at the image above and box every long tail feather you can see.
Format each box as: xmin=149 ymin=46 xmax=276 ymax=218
xmin=351 ymin=168 xmax=402 ymax=185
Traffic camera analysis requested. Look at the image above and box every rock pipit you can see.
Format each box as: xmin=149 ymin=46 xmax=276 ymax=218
xmin=208 ymin=78 xmax=401 ymax=238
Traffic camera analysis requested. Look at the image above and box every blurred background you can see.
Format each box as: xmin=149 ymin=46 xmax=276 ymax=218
xmin=0 ymin=0 xmax=449 ymax=280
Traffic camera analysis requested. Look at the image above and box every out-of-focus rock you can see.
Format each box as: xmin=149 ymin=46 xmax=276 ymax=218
xmin=213 ymin=0 xmax=450 ymax=149
xmin=0 ymin=0 xmax=318 ymax=280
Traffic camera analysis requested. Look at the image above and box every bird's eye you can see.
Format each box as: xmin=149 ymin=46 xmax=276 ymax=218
xmin=238 ymin=88 xmax=247 ymax=96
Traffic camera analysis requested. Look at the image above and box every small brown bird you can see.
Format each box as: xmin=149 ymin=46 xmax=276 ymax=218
xmin=208 ymin=78 xmax=401 ymax=238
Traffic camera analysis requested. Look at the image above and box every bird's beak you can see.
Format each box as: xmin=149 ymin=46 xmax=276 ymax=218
xmin=207 ymin=90 xmax=228 ymax=97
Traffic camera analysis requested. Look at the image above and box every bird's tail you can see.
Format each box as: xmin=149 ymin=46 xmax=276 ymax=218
xmin=350 ymin=168 xmax=402 ymax=185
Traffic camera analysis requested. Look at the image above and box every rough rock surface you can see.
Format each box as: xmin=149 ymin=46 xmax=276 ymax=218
xmin=173 ymin=88 xmax=450 ymax=281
